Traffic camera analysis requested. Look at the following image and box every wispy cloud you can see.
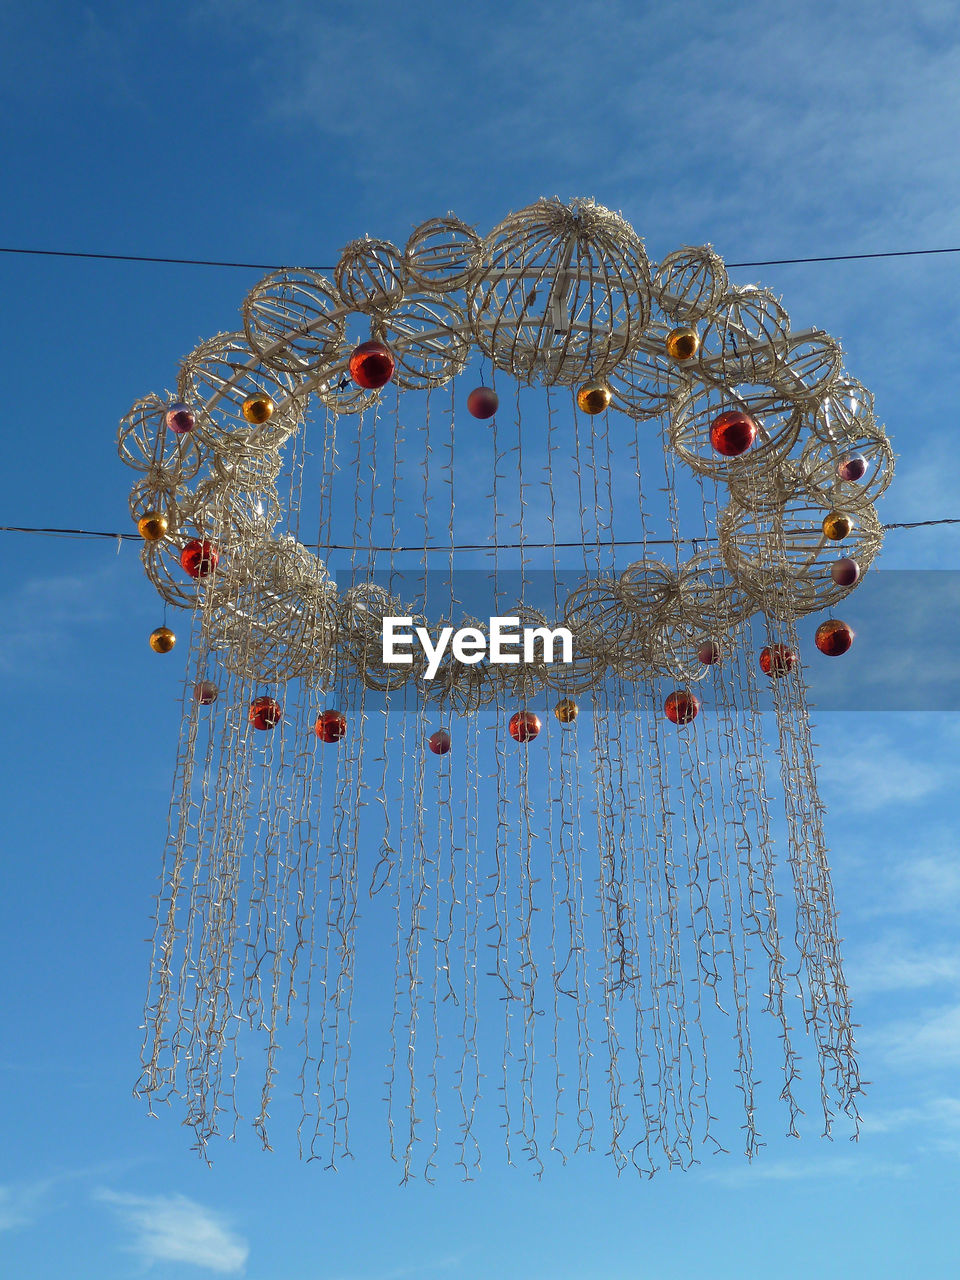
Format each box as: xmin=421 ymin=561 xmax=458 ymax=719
xmin=0 ymin=1161 xmax=143 ymax=1233
xmin=864 ymin=1002 xmax=960 ymax=1070
xmin=860 ymin=1095 xmax=960 ymax=1135
xmin=704 ymin=1155 xmax=911 ymax=1186
xmin=818 ymin=728 xmax=959 ymax=812
xmin=846 ymin=936 xmax=960 ymax=994
xmin=0 ymin=562 xmax=123 ymax=673
xmin=325 ymin=1256 xmax=464 ymax=1280
xmin=97 ymin=1190 xmax=249 ymax=1274
xmin=0 ymin=1177 xmax=54 ymax=1232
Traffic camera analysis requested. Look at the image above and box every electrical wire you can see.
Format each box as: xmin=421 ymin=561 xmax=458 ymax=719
xmin=1 ymin=520 xmax=957 ymax=554
xmin=2 ymin=244 xmax=960 ymax=272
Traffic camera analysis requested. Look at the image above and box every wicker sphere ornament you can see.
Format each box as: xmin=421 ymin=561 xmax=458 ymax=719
xmin=710 ymin=410 xmax=757 ymax=457
xmin=509 ymin=710 xmax=541 ymax=742
xmin=665 ymin=326 xmax=700 ymax=362
xmin=697 ymin=639 xmax=721 ymax=665
xmin=554 ymin=697 xmax=579 ymax=725
xmin=149 ymin=625 xmax=176 ymax=653
xmin=242 ymin=392 xmax=275 ymax=425
xmin=759 ymin=643 xmax=796 ymax=677
xmin=349 ymin=340 xmax=395 ymax=390
xmin=664 ymin=689 xmax=700 ymax=725
xmin=428 ymin=728 xmax=452 ymax=755
xmin=831 ymin=557 xmax=861 ymax=587
xmin=467 ymin=386 xmax=499 ymax=419
xmin=179 ymin=539 xmax=219 ymax=579
xmin=138 ymin=511 xmax=168 ymax=541
xmin=823 ymin=511 xmax=854 ymax=541
xmin=165 ymin=402 xmax=195 ymax=435
xmin=249 ymin=696 xmax=283 ymax=731
xmin=815 ymin=619 xmax=854 ymax=656
xmin=576 ymin=381 xmax=612 ymax=415
xmin=315 ymin=709 xmax=347 ymax=743
xmin=838 ymin=453 xmax=868 ymax=482
xmin=193 ymin=680 xmax=219 ymax=705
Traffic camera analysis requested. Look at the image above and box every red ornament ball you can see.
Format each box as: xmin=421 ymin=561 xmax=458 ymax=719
xmin=838 ymin=453 xmax=867 ymax=482
xmin=815 ymin=619 xmax=854 ymax=656
xmin=831 ymin=557 xmax=861 ymax=587
xmin=508 ymin=710 xmax=541 ymax=743
xmin=697 ymin=639 xmax=721 ymax=665
xmin=710 ymin=410 xmax=757 ymax=457
xmin=180 ymin=539 xmax=219 ymax=579
xmin=664 ymin=690 xmax=700 ymax=725
xmin=428 ymin=728 xmax=452 ymax=755
xmin=249 ymin=696 xmax=282 ymax=730
xmin=193 ymin=680 xmax=219 ymax=705
xmin=315 ymin=709 xmax=347 ymax=744
xmin=349 ymin=340 xmax=395 ymax=389
xmin=165 ymin=402 xmax=195 ymax=434
xmin=467 ymin=386 xmax=499 ymax=419
xmin=759 ymin=644 xmax=796 ymax=677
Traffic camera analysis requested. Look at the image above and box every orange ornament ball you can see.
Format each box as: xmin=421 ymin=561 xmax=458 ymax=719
xmin=242 ymin=392 xmax=275 ymax=425
xmin=249 ymin=696 xmax=283 ymax=731
xmin=138 ymin=511 xmax=168 ymax=542
xmin=822 ymin=512 xmax=853 ymax=541
xmin=508 ymin=710 xmax=541 ymax=743
xmin=315 ymin=709 xmax=347 ymax=743
xmin=815 ymin=619 xmax=854 ymax=656
xmin=576 ymin=381 xmax=612 ymax=415
xmin=149 ymin=625 xmax=176 ymax=653
xmin=664 ymin=689 xmax=700 ymax=725
xmin=665 ymin=326 xmax=699 ymax=362
xmin=349 ymin=340 xmax=395 ymax=389
xmin=759 ymin=644 xmax=796 ymax=677
xmin=554 ymin=698 xmax=579 ymax=725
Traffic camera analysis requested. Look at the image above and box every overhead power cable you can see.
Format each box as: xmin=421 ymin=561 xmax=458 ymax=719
xmin=2 ymin=244 xmax=960 ymax=272
xmin=1 ymin=519 xmax=957 ymax=554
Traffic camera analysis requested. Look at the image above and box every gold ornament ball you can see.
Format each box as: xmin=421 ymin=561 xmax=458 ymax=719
xmin=576 ymin=381 xmax=612 ymax=415
xmin=665 ymin=326 xmax=700 ymax=362
xmin=822 ymin=511 xmax=854 ymax=541
xmin=149 ymin=625 xmax=176 ymax=653
xmin=137 ymin=510 xmax=169 ymax=541
xmin=554 ymin=698 xmax=579 ymax=725
xmin=242 ymin=392 xmax=275 ymax=425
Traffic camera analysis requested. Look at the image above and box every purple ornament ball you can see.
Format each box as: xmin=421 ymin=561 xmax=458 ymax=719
xmin=831 ymin=557 xmax=861 ymax=587
xmin=838 ymin=453 xmax=867 ymax=482
xmin=165 ymin=402 xmax=195 ymax=435
xmin=467 ymin=386 xmax=499 ymax=419
xmin=697 ymin=640 xmax=721 ymax=665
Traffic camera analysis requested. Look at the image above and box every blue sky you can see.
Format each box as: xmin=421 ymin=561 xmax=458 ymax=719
xmin=3 ymin=1 xmax=960 ymax=1276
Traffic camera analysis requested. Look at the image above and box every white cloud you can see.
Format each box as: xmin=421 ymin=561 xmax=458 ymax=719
xmin=0 ymin=1179 xmax=51 ymax=1231
xmin=860 ymin=1096 xmax=960 ymax=1134
xmin=705 ymin=1155 xmax=911 ymax=1186
xmin=818 ymin=729 xmax=958 ymax=811
xmin=0 ymin=562 xmax=122 ymax=673
xmin=325 ymin=1257 xmax=464 ymax=1280
xmin=97 ymin=1191 xmax=249 ymax=1274
xmin=848 ymin=841 xmax=960 ymax=919
xmin=846 ymin=937 xmax=960 ymax=994
xmin=864 ymin=1002 xmax=960 ymax=1070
